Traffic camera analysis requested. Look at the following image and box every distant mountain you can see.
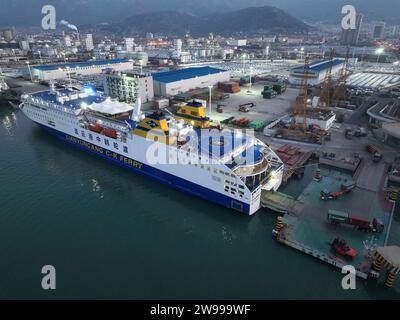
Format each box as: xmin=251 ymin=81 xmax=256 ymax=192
xmin=0 ymin=0 xmax=398 ymax=27
xmin=116 ymin=6 xmax=311 ymax=36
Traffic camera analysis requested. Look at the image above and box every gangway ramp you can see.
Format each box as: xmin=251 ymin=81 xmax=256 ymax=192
xmin=261 ymin=190 xmax=304 ymax=214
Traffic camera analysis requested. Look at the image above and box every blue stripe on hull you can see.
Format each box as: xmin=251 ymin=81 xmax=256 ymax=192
xmin=36 ymin=123 xmax=251 ymax=214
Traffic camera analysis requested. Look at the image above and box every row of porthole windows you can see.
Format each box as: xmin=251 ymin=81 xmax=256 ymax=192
xmin=74 ymin=128 xmax=128 ymax=153
xmin=27 ymin=109 xmax=47 ymax=122
xmin=167 ymin=150 xmax=246 ymax=194
xmin=168 ymin=152 xmax=242 ymax=184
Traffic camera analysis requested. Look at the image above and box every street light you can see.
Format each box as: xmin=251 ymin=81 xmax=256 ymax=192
xmin=208 ymin=85 xmax=213 ymax=119
xmin=376 ymin=48 xmax=384 ymax=64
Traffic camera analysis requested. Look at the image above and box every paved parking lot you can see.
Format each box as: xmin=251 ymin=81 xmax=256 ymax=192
xmin=210 ymin=84 xmax=298 ymax=123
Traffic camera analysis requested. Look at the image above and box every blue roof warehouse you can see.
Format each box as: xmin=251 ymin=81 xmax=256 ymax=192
xmin=152 ymin=67 xmax=230 ymax=96
xmin=289 ymin=59 xmax=345 ymax=86
xmin=29 ymin=59 xmax=133 ymax=81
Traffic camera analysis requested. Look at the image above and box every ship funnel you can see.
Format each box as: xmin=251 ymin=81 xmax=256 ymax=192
xmin=131 ymin=97 xmax=142 ymax=121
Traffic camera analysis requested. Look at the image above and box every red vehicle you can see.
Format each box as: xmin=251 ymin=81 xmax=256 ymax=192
xmin=366 ymin=144 xmax=382 ymax=162
xmin=331 ymin=238 xmax=357 ymax=258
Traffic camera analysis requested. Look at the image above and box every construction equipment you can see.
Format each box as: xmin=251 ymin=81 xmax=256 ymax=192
xmin=318 ymin=48 xmax=335 ymax=109
xmin=239 ymin=105 xmax=250 ymax=112
xmin=290 ymin=56 xmax=310 ymax=133
xmin=320 ymin=181 xmax=356 ymax=200
xmin=366 ymin=144 xmax=383 ymax=162
xmin=216 ymin=104 xmax=224 ymax=113
xmin=331 ymin=238 xmax=357 ymax=258
xmin=234 ymin=118 xmax=250 ymax=127
xmin=332 ymin=46 xmax=350 ymax=104
xmin=239 ymin=102 xmax=255 ymax=109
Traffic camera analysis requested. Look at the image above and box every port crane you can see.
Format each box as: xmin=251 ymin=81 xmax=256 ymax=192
xmin=318 ymin=48 xmax=335 ymax=109
xmin=290 ymin=56 xmax=310 ymax=133
xmin=332 ymin=46 xmax=350 ymax=104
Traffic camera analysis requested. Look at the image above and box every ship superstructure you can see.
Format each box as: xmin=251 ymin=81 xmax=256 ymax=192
xmin=20 ymin=87 xmax=283 ymax=215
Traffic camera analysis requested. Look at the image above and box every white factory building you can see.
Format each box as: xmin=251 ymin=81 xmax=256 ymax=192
xmin=289 ymin=59 xmax=345 ymax=86
xmin=103 ymin=71 xmax=154 ymax=104
xmin=152 ymin=67 xmax=230 ymax=97
xmin=29 ymin=59 xmax=133 ymax=81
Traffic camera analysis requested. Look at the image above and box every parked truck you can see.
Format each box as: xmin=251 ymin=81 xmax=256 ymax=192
xmin=320 ymin=182 xmax=356 ymax=200
xmin=327 ymin=210 xmax=384 ymax=233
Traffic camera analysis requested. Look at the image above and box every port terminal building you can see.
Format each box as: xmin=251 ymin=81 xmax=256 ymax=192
xmin=28 ymin=59 xmax=133 ymax=81
xmin=152 ymin=67 xmax=230 ymax=97
xmin=289 ymin=59 xmax=345 ymax=86
xmin=367 ymin=100 xmax=400 ymax=146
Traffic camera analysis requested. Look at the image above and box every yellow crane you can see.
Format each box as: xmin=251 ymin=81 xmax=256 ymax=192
xmin=290 ymin=56 xmax=310 ymax=133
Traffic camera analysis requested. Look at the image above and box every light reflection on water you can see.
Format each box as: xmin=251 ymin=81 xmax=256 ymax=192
xmin=1 ymin=110 xmax=18 ymax=136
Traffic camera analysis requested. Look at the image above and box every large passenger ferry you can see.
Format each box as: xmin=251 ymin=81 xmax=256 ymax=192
xmin=20 ymin=86 xmax=283 ymax=215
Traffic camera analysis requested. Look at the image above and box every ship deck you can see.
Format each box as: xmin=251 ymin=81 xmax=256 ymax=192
xmin=30 ymin=90 xmax=105 ymax=110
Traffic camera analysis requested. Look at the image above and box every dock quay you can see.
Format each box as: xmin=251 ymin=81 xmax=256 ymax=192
xmin=274 ymin=223 xmax=370 ymax=279
xmin=271 ymin=165 xmax=395 ymax=281
xmin=275 ymin=145 xmax=312 ymax=184
xmin=318 ymin=152 xmax=362 ymax=172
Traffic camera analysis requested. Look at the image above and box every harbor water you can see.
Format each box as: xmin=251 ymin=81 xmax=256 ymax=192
xmin=1 ymin=103 xmax=399 ymax=299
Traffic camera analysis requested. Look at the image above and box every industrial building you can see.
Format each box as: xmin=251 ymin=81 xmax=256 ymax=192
xmin=152 ymin=67 xmax=230 ymax=97
xmin=295 ymin=110 xmax=336 ymax=131
xmin=103 ymin=71 xmax=154 ymax=104
xmin=29 ymin=59 xmax=133 ymax=81
xmin=289 ymin=59 xmax=345 ymax=86
xmin=367 ymin=100 xmax=400 ymax=127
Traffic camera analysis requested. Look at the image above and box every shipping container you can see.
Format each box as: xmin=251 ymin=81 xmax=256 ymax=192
xmin=327 ymin=210 xmax=349 ymax=223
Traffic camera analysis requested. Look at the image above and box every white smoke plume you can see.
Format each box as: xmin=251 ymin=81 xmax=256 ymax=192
xmin=60 ymin=19 xmax=78 ymax=32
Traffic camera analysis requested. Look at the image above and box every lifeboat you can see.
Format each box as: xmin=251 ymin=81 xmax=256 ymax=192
xmin=103 ymin=127 xmax=118 ymax=139
xmin=88 ymin=123 xmax=103 ymax=133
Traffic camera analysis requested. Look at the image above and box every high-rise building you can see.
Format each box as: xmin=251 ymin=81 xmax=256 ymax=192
xmin=373 ymin=23 xmax=386 ymax=39
xmin=2 ymin=28 xmax=13 ymax=41
xmin=173 ymin=39 xmax=182 ymax=54
xmin=64 ymin=35 xmax=72 ymax=47
xmin=84 ymin=33 xmax=94 ymax=51
xmin=19 ymin=40 xmax=30 ymax=51
xmin=104 ymin=71 xmax=154 ymax=104
xmin=124 ymin=38 xmax=135 ymax=52
xmin=145 ymin=33 xmax=154 ymax=40
xmin=340 ymin=13 xmax=363 ymax=46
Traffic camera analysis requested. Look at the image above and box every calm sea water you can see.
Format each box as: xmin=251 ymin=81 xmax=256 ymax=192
xmin=0 ymin=103 xmax=399 ymax=299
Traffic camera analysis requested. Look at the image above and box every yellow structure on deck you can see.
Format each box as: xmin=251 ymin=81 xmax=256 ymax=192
xmin=133 ymin=111 xmax=176 ymax=145
xmin=175 ymin=101 xmax=210 ymax=129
